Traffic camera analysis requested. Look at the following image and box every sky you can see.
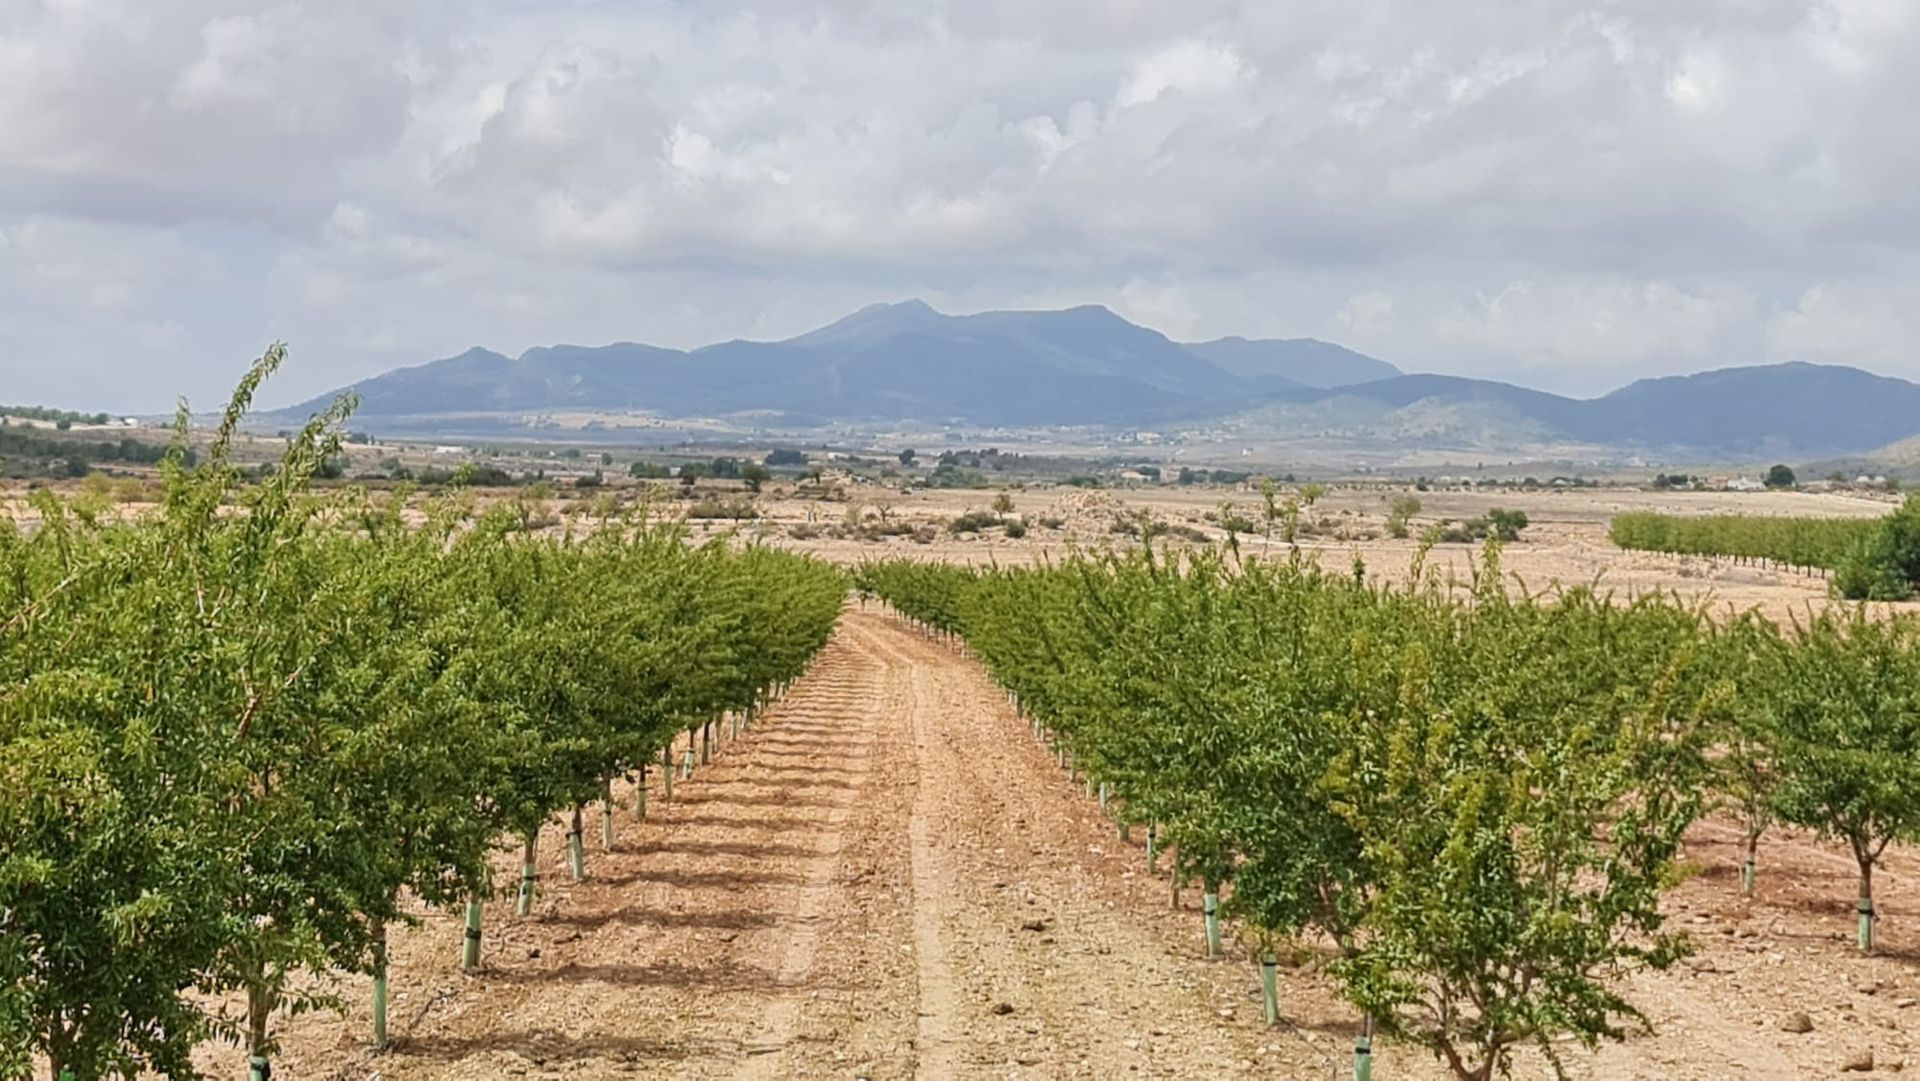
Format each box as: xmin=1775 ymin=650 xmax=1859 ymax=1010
xmin=2 ymin=0 xmax=1917 ymax=412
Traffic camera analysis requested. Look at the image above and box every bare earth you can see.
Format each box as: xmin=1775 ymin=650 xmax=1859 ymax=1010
xmin=718 ymin=484 xmax=1916 ymax=628
xmin=188 ymin=607 xmax=1917 ymax=1081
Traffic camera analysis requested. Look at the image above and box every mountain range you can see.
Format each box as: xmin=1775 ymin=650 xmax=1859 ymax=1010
xmin=286 ymin=300 xmax=1920 ymax=458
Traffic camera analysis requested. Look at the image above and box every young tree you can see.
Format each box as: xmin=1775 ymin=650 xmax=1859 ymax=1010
xmin=1708 ymin=614 xmax=1786 ymax=896
xmin=1768 ymin=610 xmax=1920 ymax=952
xmin=1259 ymin=478 xmax=1281 ymax=541
xmin=1386 ymin=494 xmax=1422 ymax=539
xmin=0 ymin=500 xmax=236 ymax=1080
xmin=1329 ymin=585 xmax=1715 ymax=1080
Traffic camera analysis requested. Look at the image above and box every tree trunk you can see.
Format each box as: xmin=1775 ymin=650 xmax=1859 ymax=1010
xmin=1857 ymin=852 xmax=1876 ymax=953
xmin=568 ymin=805 xmax=587 ymax=882
xmin=247 ymin=967 xmax=274 ymax=1081
xmin=46 ymin=1018 xmax=72 ymax=1081
xmin=516 ymin=832 xmax=538 ymax=917
xmin=371 ymin=918 xmax=390 ymax=1049
xmin=462 ymin=897 xmax=483 ymax=971
xmin=1742 ymin=828 xmax=1760 ymax=897
xmin=634 ymin=765 xmax=648 ymax=819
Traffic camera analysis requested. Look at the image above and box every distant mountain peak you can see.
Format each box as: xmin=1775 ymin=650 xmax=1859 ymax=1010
xmin=786 ymin=297 xmax=947 ymax=346
xmin=271 ymin=301 xmax=1920 ymax=459
xmin=845 ymin=298 xmax=939 ymax=319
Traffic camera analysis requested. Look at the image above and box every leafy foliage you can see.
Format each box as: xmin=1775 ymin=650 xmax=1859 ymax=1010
xmin=0 ymin=348 xmax=847 ymax=1078
xmin=1613 ymin=499 xmax=1920 ymax=598
xmin=865 ymin=547 xmax=1743 ymax=1079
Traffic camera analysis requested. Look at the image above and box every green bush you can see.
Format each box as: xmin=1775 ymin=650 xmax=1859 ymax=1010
xmin=1887 ymin=496 xmax=1920 ymax=583
xmin=1833 ymin=535 xmax=1912 ymax=600
xmin=686 ymin=497 xmax=758 ymax=520
xmin=946 ymin=510 xmax=1001 ymax=534
xmin=1834 ymin=497 xmax=1920 ymax=600
xmin=1487 ymin=508 xmax=1529 ymax=541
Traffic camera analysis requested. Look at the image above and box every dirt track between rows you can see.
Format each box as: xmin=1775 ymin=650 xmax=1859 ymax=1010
xmin=199 ymin=607 xmax=1920 ymax=1080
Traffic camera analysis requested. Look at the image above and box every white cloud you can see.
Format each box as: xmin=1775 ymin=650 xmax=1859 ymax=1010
xmin=1116 ymin=39 xmax=1249 ymax=107
xmin=1435 ymin=278 xmax=1753 ymax=369
xmin=0 ymin=1 xmax=1917 ymax=408
xmin=1337 ymin=292 xmax=1396 ymax=336
xmin=1767 ymin=281 xmax=1920 ymax=367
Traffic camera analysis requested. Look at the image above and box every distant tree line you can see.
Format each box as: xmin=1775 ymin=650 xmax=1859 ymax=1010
xmin=0 ymin=405 xmax=114 ymax=427
xmin=0 ymin=428 xmax=185 ymax=479
xmin=1175 ymin=467 xmax=1251 ymax=485
xmin=1611 ymin=498 xmax=1920 ymax=600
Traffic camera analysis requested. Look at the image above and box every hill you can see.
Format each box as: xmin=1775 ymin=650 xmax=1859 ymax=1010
xmin=1212 ymin=363 xmax=1920 ymax=457
xmin=284 ymin=303 xmax=1920 ymax=457
xmin=292 ymin=301 xmax=1261 ymax=427
xmin=1572 ymin=362 xmax=1920 ymax=456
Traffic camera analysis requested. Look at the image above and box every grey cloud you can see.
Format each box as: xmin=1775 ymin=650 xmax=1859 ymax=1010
xmin=1 ymin=0 xmax=1917 ymax=409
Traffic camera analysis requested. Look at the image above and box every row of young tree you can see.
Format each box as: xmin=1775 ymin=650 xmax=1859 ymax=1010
xmin=857 ymin=548 xmax=1920 ymax=1081
xmin=0 ymin=349 xmax=849 ymax=1080
xmin=1609 ymin=497 xmax=1920 ymax=598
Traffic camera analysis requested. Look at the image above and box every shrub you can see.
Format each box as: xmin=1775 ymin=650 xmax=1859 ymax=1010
xmin=1002 ymin=519 xmax=1028 ymax=539
xmin=1834 ymin=496 xmax=1920 ymax=600
xmin=947 ymin=510 xmax=1002 ymax=535
xmin=1487 ymin=508 xmax=1529 ymax=542
xmin=858 ymin=520 xmax=918 ymax=540
xmin=1886 ymin=496 xmax=1920 ymax=584
xmin=686 ymin=497 xmax=758 ymax=521
xmin=1833 ymin=535 xmax=1911 ymax=601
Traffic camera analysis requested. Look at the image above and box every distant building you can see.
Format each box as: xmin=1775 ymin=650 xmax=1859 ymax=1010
xmin=1726 ymin=477 xmax=1766 ymax=492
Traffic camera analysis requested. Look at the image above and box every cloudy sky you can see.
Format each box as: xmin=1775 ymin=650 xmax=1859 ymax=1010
xmin=2 ymin=0 xmax=1916 ymax=411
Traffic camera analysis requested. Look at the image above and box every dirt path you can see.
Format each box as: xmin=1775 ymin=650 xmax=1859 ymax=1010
xmin=197 ymin=607 xmax=1920 ymax=1080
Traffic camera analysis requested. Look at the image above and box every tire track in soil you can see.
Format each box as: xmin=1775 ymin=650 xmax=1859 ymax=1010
xmin=854 ymin=611 xmax=1298 ymax=1079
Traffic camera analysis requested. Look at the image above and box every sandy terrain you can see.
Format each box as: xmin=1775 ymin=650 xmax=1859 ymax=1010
xmin=178 ymin=608 xmax=1918 ymax=1080
xmin=724 ymin=483 xmax=1913 ymax=625
xmin=9 ymin=476 xmax=1907 ymax=626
